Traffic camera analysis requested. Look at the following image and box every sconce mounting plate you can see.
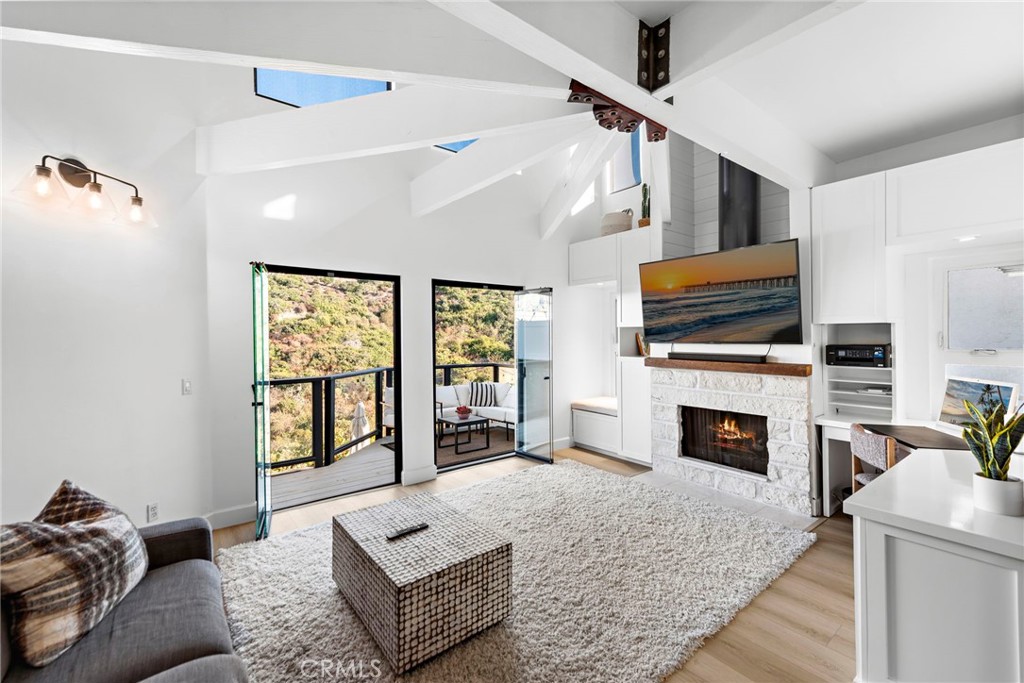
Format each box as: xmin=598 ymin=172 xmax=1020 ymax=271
xmin=57 ymin=158 xmax=92 ymax=189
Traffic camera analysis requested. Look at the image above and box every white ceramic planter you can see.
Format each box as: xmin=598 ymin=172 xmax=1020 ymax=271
xmin=973 ymin=474 xmax=1024 ymax=516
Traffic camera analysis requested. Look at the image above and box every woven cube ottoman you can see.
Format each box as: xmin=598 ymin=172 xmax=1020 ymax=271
xmin=332 ymin=493 xmax=512 ymax=674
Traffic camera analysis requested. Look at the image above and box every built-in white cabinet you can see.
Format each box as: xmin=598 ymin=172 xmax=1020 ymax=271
xmin=811 ymin=172 xmax=888 ymax=323
xmin=616 ymin=229 xmax=652 ymax=327
xmin=568 ymin=229 xmax=653 ymax=327
xmin=885 ymin=139 xmax=1024 ymax=246
xmin=568 ymin=235 xmax=617 ymax=285
xmin=571 ymin=408 xmax=619 ymax=454
xmin=617 ymin=357 xmax=652 ymax=463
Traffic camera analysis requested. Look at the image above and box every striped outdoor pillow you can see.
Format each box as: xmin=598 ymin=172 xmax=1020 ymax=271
xmin=0 ymin=481 xmax=148 ymax=666
xmin=469 ymin=382 xmax=497 ymax=407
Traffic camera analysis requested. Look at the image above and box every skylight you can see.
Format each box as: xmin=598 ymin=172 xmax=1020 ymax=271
xmin=437 ymin=139 xmax=478 ymax=153
xmin=254 ymin=68 xmax=389 ymax=108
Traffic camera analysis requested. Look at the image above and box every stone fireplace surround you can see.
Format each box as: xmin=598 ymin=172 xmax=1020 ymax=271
xmin=650 ymin=364 xmax=814 ymax=515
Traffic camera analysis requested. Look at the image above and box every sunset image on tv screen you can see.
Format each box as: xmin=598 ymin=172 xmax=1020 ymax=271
xmin=640 ymin=240 xmax=801 ymax=344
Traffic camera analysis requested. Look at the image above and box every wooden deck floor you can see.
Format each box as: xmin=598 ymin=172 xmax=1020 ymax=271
xmin=270 ymin=440 xmax=395 ymax=510
xmin=215 ymin=448 xmax=855 ymax=682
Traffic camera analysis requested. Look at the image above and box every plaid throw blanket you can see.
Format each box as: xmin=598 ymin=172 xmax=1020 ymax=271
xmin=0 ymin=480 xmax=148 ymax=667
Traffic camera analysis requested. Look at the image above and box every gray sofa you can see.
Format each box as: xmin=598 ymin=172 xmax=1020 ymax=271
xmin=1 ymin=518 xmax=247 ymax=683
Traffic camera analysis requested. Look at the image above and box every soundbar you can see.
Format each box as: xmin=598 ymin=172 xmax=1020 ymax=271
xmin=667 ymin=351 xmax=767 ymax=364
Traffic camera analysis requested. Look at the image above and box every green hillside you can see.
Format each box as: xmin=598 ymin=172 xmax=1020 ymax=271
xmin=266 ymin=275 xmax=514 ymax=467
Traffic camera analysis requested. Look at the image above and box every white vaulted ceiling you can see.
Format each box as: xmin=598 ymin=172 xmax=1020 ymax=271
xmin=3 ymin=0 xmax=1022 ymax=233
xmin=717 ymin=1 xmax=1024 ymax=162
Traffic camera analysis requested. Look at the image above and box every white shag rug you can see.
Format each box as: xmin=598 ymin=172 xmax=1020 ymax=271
xmin=218 ymin=461 xmax=814 ymax=683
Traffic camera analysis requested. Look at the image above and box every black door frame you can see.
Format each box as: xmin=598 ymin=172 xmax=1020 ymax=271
xmin=264 ymin=263 xmax=403 ymax=493
xmin=431 ymin=279 xmax=522 ymax=472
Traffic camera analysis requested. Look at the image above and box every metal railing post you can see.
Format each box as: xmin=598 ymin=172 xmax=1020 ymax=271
xmin=324 ymin=379 xmax=335 ymax=467
xmin=374 ymin=371 xmax=384 ymax=438
xmin=492 ymin=363 xmax=499 ymax=382
xmin=443 ymin=367 xmax=452 ymax=386
xmin=311 ymin=379 xmax=324 ymax=468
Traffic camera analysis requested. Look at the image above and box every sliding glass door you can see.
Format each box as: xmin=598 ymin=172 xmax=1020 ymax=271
xmin=515 ymin=288 xmax=554 ymax=463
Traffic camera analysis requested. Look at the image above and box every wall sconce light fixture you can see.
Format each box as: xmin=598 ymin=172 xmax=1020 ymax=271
xmin=13 ymin=156 xmax=157 ymax=227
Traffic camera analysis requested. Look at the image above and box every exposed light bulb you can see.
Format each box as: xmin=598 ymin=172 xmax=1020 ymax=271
xmin=129 ymin=203 xmax=143 ymax=222
xmin=85 ymin=182 xmax=105 ymax=210
xmin=34 ymin=176 xmax=52 ymax=197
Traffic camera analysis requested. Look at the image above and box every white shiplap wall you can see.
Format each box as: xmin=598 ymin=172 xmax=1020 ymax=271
xmin=665 ymin=132 xmax=695 ymax=258
xmin=691 ymin=142 xmax=790 ymax=254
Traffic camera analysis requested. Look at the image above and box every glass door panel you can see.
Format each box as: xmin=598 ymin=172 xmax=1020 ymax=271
xmin=251 ymin=263 xmax=272 ymax=539
xmin=515 ymin=288 xmax=553 ymax=462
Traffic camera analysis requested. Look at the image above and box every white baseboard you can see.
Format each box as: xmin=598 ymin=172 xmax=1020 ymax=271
xmin=554 ymin=436 xmax=573 ymax=451
xmin=206 ymin=502 xmax=256 ymax=529
xmin=402 ymin=463 xmax=438 ymax=486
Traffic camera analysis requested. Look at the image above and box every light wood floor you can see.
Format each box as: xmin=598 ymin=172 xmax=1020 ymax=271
xmin=214 ymin=448 xmax=855 ymax=682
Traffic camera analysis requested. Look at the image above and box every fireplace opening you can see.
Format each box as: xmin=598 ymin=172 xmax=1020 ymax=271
xmin=679 ymin=407 xmax=769 ymax=476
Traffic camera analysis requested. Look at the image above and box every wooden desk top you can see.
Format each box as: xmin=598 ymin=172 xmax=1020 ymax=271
xmin=861 ymin=423 xmax=969 ymax=451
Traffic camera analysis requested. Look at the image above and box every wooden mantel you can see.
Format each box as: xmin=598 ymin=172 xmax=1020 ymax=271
xmin=644 ymin=357 xmax=812 ymax=377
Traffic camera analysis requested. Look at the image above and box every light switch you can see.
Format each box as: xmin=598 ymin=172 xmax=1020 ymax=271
xmin=181 ymin=379 xmax=192 ymax=396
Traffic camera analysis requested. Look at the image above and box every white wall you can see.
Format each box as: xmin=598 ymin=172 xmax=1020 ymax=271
xmin=0 ymin=42 xmax=269 ymax=523
xmin=1 ymin=42 xmax=607 ymax=526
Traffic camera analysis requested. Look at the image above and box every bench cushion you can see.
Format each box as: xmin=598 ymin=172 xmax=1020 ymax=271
xmin=571 ymin=396 xmax=618 ymax=417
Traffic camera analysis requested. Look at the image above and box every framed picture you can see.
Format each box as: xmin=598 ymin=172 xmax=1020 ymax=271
xmin=936 ymin=375 xmax=1019 ymax=433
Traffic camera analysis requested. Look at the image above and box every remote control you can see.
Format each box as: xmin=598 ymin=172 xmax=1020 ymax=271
xmin=386 ymin=522 xmax=429 ymax=541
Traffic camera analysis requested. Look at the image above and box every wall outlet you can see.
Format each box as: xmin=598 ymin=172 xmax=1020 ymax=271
xmin=181 ymin=379 xmax=192 ymax=396
xmin=146 ymin=502 xmax=159 ymax=523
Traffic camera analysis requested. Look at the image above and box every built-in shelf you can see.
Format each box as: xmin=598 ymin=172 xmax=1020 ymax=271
xmin=645 ymin=358 xmax=812 ymax=377
xmin=820 ymin=323 xmax=895 ymax=421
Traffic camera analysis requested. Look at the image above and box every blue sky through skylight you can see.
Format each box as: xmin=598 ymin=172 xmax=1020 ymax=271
xmin=437 ymin=139 xmax=478 ymax=153
xmin=255 ymin=69 xmax=389 ymax=107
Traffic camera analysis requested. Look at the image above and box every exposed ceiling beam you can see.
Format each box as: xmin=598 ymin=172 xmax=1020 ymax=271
xmin=430 ymin=0 xmax=837 ymax=188
xmin=539 ymin=129 xmax=624 ymax=240
xmin=197 ymin=86 xmax=585 ymax=176
xmin=657 ymin=1 xmax=863 ymax=98
xmin=410 ymin=117 xmax=594 ymax=217
xmin=0 ymin=1 xmax=567 ymax=98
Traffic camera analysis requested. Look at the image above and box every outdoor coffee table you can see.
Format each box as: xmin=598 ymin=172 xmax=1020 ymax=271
xmin=331 ymin=493 xmax=512 ymax=674
xmin=436 ymin=414 xmax=491 ymax=455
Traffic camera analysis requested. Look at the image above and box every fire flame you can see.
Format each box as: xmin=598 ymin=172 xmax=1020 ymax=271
xmin=714 ymin=417 xmax=755 ymax=442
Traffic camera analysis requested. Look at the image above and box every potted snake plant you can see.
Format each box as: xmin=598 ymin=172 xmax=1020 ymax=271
xmin=962 ymin=399 xmax=1024 ymax=516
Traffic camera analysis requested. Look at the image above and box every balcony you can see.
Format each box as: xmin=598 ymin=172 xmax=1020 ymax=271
xmin=266 ymin=362 xmax=512 ymax=509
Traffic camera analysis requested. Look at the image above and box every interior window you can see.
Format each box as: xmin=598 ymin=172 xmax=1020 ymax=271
xmin=947 ymin=264 xmax=1024 ymax=350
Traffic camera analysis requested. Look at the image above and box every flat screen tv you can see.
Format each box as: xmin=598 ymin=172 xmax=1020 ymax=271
xmin=640 ymin=239 xmax=803 ymax=344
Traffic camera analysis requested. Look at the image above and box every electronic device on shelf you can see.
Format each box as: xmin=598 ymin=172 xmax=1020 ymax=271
xmin=825 ymin=344 xmax=891 ymax=367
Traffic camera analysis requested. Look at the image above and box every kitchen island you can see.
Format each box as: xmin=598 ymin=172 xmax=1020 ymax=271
xmin=844 ymin=448 xmax=1023 ymax=683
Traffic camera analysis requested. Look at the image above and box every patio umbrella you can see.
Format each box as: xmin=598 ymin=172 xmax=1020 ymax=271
xmin=350 ymin=401 xmax=371 ymax=452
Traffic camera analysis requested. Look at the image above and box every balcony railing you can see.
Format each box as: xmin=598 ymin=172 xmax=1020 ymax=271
xmin=264 ymin=361 xmax=512 ymax=473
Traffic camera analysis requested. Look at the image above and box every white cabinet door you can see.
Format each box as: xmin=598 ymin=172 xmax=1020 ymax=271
xmin=572 ymin=409 xmax=619 ymax=454
xmin=812 ymin=173 xmax=887 ymax=323
xmin=618 ymin=357 xmax=652 ymax=463
xmin=617 ymin=229 xmax=652 ymax=327
xmin=886 ymin=139 xmax=1024 ymax=246
xmin=569 ymin=235 xmax=617 ymax=286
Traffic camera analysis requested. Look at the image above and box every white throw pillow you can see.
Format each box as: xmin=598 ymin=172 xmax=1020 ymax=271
xmin=435 ymin=385 xmax=458 ymax=407
xmin=501 ymin=386 xmax=517 ymax=408
xmin=382 ymin=387 xmax=394 ymax=407
xmin=454 ymin=384 xmax=471 ymax=406
xmin=492 ymin=383 xmax=512 ymax=406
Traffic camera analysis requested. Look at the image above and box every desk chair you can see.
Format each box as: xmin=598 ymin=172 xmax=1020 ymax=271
xmin=850 ymin=423 xmax=898 ymax=492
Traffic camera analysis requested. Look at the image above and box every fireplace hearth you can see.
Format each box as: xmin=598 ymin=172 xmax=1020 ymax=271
xmin=680 ymin=407 xmax=768 ymax=476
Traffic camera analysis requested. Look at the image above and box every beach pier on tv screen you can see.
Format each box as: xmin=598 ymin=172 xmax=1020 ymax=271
xmin=640 ymin=240 xmax=803 ymax=345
